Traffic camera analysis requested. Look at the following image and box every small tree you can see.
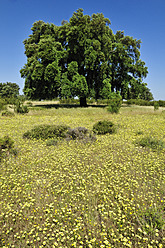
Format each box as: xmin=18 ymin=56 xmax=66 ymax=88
xmin=154 ymin=102 xmax=159 ymax=111
xmin=107 ymin=92 xmax=122 ymax=114
xmin=0 ymin=82 xmax=20 ymax=102
xmin=14 ymin=97 xmax=29 ymax=114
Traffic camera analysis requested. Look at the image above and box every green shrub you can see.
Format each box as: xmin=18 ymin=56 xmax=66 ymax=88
xmin=23 ymin=125 xmax=96 ymax=144
xmin=66 ymin=127 xmax=96 ymax=143
xmin=0 ymin=98 xmax=7 ymax=111
xmin=107 ymin=99 xmax=122 ymax=114
xmin=135 ymin=136 xmax=164 ymax=150
xmin=154 ymin=102 xmax=159 ymax=111
xmin=0 ymin=136 xmax=17 ymax=160
xmin=14 ymin=100 xmax=29 ymax=114
xmin=93 ymin=120 xmax=116 ymax=135
xmin=23 ymin=124 xmax=70 ymax=140
xmin=46 ymin=139 xmax=58 ymax=146
xmin=135 ymin=130 xmax=144 ymax=135
xmin=1 ymin=110 xmax=15 ymax=117
xmin=140 ymin=207 xmax=165 ymax=232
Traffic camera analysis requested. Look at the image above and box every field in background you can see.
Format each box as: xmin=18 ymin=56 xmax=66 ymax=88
xmin=0 ymin=104 xmax=165 ymax=247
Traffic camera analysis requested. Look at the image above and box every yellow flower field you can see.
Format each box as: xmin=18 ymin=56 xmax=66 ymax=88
xmin=0 ymin=105 xmax=165 ymax=247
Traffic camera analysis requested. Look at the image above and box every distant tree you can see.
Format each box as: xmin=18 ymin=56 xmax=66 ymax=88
xmin=128 ymin=82 xmax=153 ymax=100
xmin=0 ymin=82 xmax=20 ymax=100
xmin=20 ymin=9 xmax=151 ymax=106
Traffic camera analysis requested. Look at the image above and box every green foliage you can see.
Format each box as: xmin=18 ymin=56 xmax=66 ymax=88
xmin=0 ymin=82 xmax=20 ymax=100
xmin=14 ymin=99 xmax=29 ymax=114
xmin=93 ymin=120 xmax=115 ymax=135
xmin=135 ymin=136 xmax=165 ymax=150
xmin=23 ymin=125 xmax=96 ymax=144
xmin=126 ymin=99 xmax=165 ymax=107
xmin=128 ymin=82 xmax=153 ymax=101
xmin=66 ymin=127 xmax=96 ymax=143
xmin=86 ymin=98 xmax=95 ymax=104
xmin=21 ymin=9 xmax=150 ymax=106
xmin=46 ymin=139 xmax=58 ymax=146
xmin=126 ymin=99 xmax=153 ymax=106
xmin=107 ymin=99 xmax=122 ymax=114
xmin=0 ymin=135 xmax=14 ymax=149
xmin=158 ymin=100 xmax=165 ymax=107
xmin=23 ymin=124 xmax=70 ymax=140
xmin=1 ymin=110 xmax=15 ymax=117
xmin=61 ymin=61 xmax=88 ymax=100
xmin=99 ymin=78 xmax=112 ymax=99
xmin=135 ymin=130 xmax=144 ymax=135
xmin=154 ymin=101 xmax=159 ymax=111
xmin=97 ymin=92 xmax=122 ymax=106
xmin=0 ymin=98 xmax=7 ymax=111
xmin=0 ymin=136 xmax=17 ymax=160
xmin=141 ymin=207 xmax=165 ymax=232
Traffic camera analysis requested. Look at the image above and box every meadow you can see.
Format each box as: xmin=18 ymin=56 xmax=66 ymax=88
xmin=0 ymin=103 xmax=165 ymax=248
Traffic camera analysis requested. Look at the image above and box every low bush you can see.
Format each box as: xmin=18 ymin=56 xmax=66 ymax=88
xmin=0 ymin=136 xmax=17 ymax=160
xmin=135 ymin=136 xmax=165 ymax=150
xmin=23 ymin=125 xmax=96 ymax=144
xmin=46 ymin=139 xmax=58 ymax=146
xmin=1 ymin=110 xmax=15 ymax=117
xmin=66 ymin=127 xmax=96 ymax=143
xmin=135 ymin=130 xmax=144 ymax=135
xmin=23 ymin=124 xmax=70 ymax=140
xmin=93 ymin=120 xmax=116 ymax=135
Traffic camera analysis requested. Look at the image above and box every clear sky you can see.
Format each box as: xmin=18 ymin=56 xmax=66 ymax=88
xmin=0 ymin=0 xmax=165 ymax=100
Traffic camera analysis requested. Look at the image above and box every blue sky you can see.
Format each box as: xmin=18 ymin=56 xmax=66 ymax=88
xmin=0 ymin=0 xmax=165 ymax=100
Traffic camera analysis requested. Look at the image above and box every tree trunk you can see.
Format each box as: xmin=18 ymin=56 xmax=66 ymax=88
xmin=80 ymin=97 xmax=87 ymax=107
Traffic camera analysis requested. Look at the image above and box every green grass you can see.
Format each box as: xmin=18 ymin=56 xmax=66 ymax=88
xmin=0 ymin=104 xmax=165 ymax=247
xmin=135 ymin=136 xmax=165 ymax=150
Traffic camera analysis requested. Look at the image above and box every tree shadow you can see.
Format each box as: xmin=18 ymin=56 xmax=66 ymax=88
xmin=33 ymin=103 xmax=107 ymax=109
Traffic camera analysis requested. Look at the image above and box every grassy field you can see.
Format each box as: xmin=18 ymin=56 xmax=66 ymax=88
xmin=0 ymin=104 xmax=165 ymax=248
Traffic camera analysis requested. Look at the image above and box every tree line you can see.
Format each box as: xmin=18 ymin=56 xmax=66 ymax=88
xmin=20 ymin=9 xmax=153 ymax=106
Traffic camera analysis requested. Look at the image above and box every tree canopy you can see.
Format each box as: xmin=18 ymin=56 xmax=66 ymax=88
xmin=20 ymin=9 xmax=153 ymax=106
xmin=0 ymin=82 xmax=20 ymax=100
